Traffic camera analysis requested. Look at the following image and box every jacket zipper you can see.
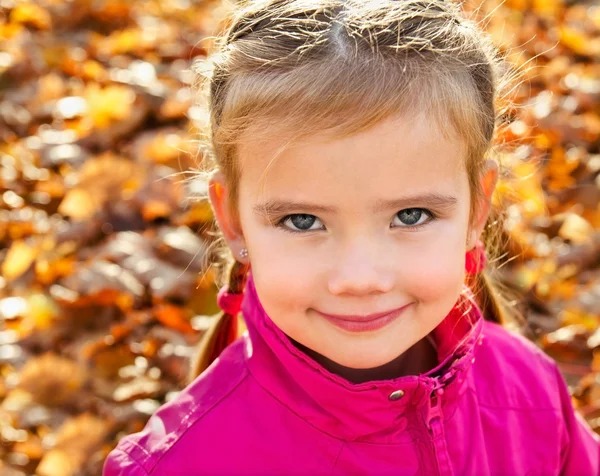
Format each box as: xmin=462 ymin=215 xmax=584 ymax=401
xmin=425 ymin=380 xmax=454 ymax=476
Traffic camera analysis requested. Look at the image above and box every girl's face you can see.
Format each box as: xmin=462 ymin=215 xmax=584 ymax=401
xmin=211 ymin=113 xmax=497 ymax=370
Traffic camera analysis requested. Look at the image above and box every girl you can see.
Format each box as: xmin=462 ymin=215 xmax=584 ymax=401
xmin=104 ymin=0 xmax=599 ymax=474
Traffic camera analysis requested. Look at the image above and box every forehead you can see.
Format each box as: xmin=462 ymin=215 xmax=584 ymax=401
xmin=237 ymin=113 xmax=468 ymax=204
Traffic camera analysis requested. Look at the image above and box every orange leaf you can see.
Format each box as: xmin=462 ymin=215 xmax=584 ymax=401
xmin=154 ymin=304 xmax=195 ymax=334
xmin=142 ymin=199 xmax=172 ymax=221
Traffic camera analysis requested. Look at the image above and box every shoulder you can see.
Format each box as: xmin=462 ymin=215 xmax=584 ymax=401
xmin=104 ymin=337 xmax=251 ymax=475
xmin=472 ymin=320 xmax=563 ymax=411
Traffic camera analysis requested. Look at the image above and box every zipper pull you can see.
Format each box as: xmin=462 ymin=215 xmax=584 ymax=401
xmin=425 ymin=385 xmax=453 ymax=476
xmin=426 ymin=386 xmax=444 ymax=432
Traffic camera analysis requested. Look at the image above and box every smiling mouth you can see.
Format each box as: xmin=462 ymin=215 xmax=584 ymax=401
xmin=315 ymin=304 xmax=412 ymax=332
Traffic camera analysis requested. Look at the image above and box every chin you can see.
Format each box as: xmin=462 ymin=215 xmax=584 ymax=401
xmin=327 ymin=347 xmax=403 ymax=370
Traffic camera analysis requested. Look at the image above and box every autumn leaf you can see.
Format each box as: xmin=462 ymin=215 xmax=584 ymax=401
xmin=9 ymin=4 xmax=52 ymax=31
xmin=2 ymin=240 xmax=39 ymax=281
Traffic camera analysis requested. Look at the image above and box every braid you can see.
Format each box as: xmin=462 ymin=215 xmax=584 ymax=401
xmin=188 ymin=259 xmax=249 ymax=384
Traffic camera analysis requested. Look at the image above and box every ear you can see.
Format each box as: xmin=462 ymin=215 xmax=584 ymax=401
xmin=467 ymin=159 xmax=499 ymax=249
xmin=208 ymin=171 xmax=249 ymax=264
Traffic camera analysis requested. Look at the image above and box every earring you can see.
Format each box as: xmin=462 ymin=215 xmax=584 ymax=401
xmin=239 ymin=248 xmax=248 ymax=259
xmin=465 ymin=240 xmax=486 ymax=275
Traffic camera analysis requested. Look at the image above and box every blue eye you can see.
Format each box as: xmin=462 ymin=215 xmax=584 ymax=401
xmin=279 ymin=214 xmax=324 ymax=232
xmin=276 ymin=209 xmax=435 ymax=233
xmin=392 ymin=208 xmax=433 ymax=228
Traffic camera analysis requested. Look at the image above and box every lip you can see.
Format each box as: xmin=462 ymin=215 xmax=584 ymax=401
xmin=316 ymin=304 xmax=412 ymax=333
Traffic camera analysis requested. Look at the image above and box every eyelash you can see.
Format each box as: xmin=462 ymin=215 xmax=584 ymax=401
xmin=275 ymin=208 xmax=437 ymax=234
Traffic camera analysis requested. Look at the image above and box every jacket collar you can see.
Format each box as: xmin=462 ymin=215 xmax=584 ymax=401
xmin=231 ymin=272 xmax=483 ymax=441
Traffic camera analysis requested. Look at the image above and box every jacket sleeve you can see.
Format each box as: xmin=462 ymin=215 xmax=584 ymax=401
xmin=103 ymin=447 xmax=149 ymax=476
xmin=554 ymin=363 xmax=600 ymax=475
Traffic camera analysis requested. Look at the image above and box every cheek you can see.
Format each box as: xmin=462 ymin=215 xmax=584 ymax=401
xmin=246 ymin=237 xmax=318 ymax=319
xmin=252 ymin=258 xmax=312 ymax=300
xmin=399 ymin=231 xmax=467 ymax=303
xmin=403 ymin=256 xmax=465 ymax=303
xmin=251 ymin=263 xmax=314 ymax=341
xmin=248 ymin=236 xmax=319 ymax=289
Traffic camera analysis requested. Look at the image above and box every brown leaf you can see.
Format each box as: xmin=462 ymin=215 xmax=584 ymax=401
xmin=541 ymin=324 xmax=593 ymax=364
xmin=36 ymin=414 xmax=109 ymax=476
xmin=59 ymin=260 xmax=145 ymax=309
xmin=16 ymin=353 xmax=87 ymax=407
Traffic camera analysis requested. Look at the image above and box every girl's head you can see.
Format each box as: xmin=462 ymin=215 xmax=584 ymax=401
xmin=191 ymin=0 xmax=516 ymax=377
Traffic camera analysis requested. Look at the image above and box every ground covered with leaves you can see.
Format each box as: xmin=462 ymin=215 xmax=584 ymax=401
xmin=0 ymin=0 xmax=598 ymax=474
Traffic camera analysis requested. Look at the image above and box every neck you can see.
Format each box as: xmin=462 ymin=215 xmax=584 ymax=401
xmin=290 ymin=336 xmax=439 ymax=384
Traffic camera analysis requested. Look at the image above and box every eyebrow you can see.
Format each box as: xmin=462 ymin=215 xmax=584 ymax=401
xmin=253 ymin=193 xmax=458 ymax=217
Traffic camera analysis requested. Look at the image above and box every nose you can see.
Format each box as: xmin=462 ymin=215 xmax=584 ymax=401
xmin=327 ymin=238 xmax=395 ymax=296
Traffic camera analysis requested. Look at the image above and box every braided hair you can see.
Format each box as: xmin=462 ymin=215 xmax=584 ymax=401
xmin=188 ymin=260 xmax=249 ymax=383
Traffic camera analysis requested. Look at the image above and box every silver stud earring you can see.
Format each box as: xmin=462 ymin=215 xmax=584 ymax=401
xmin=239 ymin=248 xmax=248 ymax=259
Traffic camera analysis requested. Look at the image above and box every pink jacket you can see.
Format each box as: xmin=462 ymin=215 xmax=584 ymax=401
xmin=104 ymin=272 xmax=599 ymax=475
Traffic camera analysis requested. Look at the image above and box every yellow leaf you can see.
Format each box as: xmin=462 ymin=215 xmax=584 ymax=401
xmin=2 ymin=241 xmax=38 ymax=280
xmin=561 ymin=309 xmax=600 ymax=333
xmin=495 ymin=161 xmax=546 ymax=217
xmin=24 ymin=294 xmax=58 ymax=330
xmin=560 ymin=26 xmax=597 ymax=56
xmin=83 ymin=84 xmax=136 ymax=128
xmin=0 ymin=23 xmax=24 ymax=40
xmin=37 ymin=449 xmax=76 ymax=476
xmin=558 ymin=213 xmax=594 ymax=245
xmin=9 ymin=4 xmax=52 ymax=30
xmin=144 ymin=133 xmax=185 ymax=164
xmin=531 ymin=0 xmax=562 ymax=19
xmin=58 ymin=189 xmax=97 ymax=221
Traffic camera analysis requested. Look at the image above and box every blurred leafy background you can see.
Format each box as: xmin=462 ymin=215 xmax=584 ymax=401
xmin=0 ymin=0 xmax=598 ymax=474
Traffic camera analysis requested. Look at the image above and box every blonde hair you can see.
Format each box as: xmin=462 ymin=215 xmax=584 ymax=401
xmin=188 ymin=0 xmax=522 ymax=382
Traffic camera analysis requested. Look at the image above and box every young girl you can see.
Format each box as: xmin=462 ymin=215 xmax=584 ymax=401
xmin=104 ymin=0 xmax=599 ymax=474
